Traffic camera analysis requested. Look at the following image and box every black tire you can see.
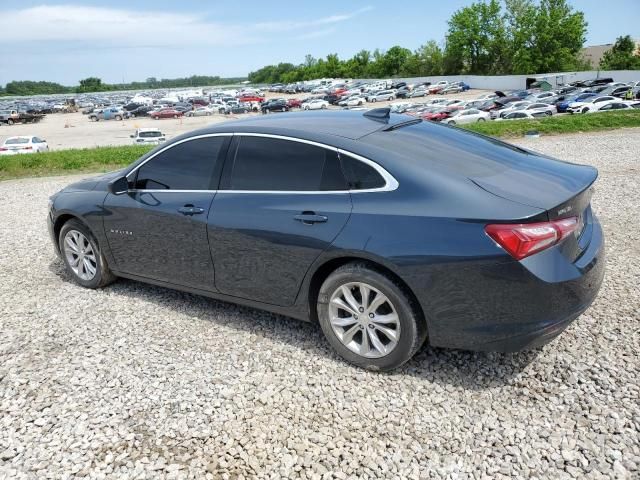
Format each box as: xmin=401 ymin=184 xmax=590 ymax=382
xmin=448 ymin=120 xmax=456 ymax=125
xmin=477 ymin=118 xmax=486 ymax=122
xmin=173 ymin=114 xmax=178 ymax=119
xmin=317 ymin=262 xmax=427 ymax=371
xmin=7 ymin=119 xmax=14 ymax=125
xmin=115 ymin=115 xmax=122 ymax=121
xmin=58 ymin=219 xmax=116 ymax=289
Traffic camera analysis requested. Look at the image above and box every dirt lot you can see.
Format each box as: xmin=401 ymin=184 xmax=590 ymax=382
xmin=0 ymin=129 xmax=638 ymax=478
xmin=0 ymin=90 xmax=492 ymax=151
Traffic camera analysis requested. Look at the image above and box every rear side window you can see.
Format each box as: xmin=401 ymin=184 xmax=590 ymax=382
xmin=134 ymin=136 xmax=226 ymax=190
xmin=340 ymin=154 xmax=385 ymax=190
xmin=226 ymin=137 xmax=346 ymax=191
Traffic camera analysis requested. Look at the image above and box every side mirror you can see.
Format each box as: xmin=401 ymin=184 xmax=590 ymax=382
xmin=130 ymin=134 xmax=134 ymax=138
xmin=108 ymin=176 xmax=130 ymax=195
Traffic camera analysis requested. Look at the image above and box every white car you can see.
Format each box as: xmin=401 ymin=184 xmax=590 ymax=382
xmin=443 ymin=109 xmax=490 ymax=125
xmin=496 ymin=111 xmax=537 ymax=121
xmin=587 ymin=100 xmax=635 ymax=113
xmin=185 ymin=107 xmax=214 ymax=117
xmin=0 ymin=136 xmax=49 ymax=155
xmin=130 ymin=128 xmax=166 ymax=145
xmin=302 ymin=99 xmax=329 ymax=110
xmin=367 ymin=90 xmax=396 ymax=102
xmin=494 ymin=101 xmax=532 ymax=119
xmin=408 ymin=87 xmax=428 ymax=98
xmin=522 ymin=102 xmax=557 ymax=116
xmin=344 ymin=96 xmax=366 ymax=107
xmin=567 ymin=95 xmax=617 ymax=114
xmin=526 ymin=91 xmax=556 ymax=102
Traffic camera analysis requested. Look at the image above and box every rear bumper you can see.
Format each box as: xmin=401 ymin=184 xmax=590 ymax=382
xmin=424 ymin=217 xmax=605 ymax=352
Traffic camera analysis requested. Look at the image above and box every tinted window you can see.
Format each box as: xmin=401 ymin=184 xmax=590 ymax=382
xmin=227 ymin=137 xmax=346 ymax=191
xmin=341 ymin=154 xmax=385 ymax=190
xmin=135 ymin=136 xmax=225 ymax=190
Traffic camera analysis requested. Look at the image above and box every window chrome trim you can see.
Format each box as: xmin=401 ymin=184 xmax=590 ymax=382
xmin=127 ymin=131 xmax=399 ymax=195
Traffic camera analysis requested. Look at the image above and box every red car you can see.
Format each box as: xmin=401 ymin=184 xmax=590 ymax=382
xmin=287 ymin=98 xmax=302 ymax=108
xmin=238 ymin=94 xmax=265 ymax=103
xmin=150 ymin=109 xmax=184 ymax=119
xmin=422 ymin=107 xmax=459 ymax=122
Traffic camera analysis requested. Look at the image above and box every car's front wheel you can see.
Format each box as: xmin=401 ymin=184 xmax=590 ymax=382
xmin=317 ymin=263 xmax=427 ymax=371
xmin=59 ymin=219 xmax=116 ymax=289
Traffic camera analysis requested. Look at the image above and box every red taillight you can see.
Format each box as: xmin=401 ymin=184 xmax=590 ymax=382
xmin=485 ymin=217 xmax=579 ymax=260
xmin=0 ymin=147 xmax=7 ymax=151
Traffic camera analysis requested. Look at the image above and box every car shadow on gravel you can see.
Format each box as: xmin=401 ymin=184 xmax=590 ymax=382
xmin=50 ymin=260 xmax=541 ymax=389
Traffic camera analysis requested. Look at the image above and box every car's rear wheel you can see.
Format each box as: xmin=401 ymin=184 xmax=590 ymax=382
xmin=317 ymin=263 xmax=426 ymax=371
xmin=59 ymin=219 xmax=116 ymax=289
xmin=173 ymin=114 xmax=178 ymax=119
xmin=7 ymin=119 xmax=14 ymax=125
xmin=448 ymin=120 xmax=456 ymax=125
xmin=321 ymin=104 xmax=327 ymax=109
xmin=477 ymin=118 xmax=486 ymax=122
xmin=115 ymin=115 xmax=122 ymax=121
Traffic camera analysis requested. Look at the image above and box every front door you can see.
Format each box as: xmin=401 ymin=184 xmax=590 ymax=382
xmin=208 ymin=135 xmax=352 ymax=306
xmin=103 ymin=134 xmax=230 ymax=290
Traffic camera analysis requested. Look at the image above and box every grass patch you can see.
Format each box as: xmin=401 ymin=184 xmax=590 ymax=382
xmin=0 ymin=144 xmax=153 ymax=180
xmin=462 ymin=109 xmax=640 ymax=137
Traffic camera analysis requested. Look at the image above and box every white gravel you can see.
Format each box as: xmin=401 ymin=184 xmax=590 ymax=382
xmin=1 ymin=128 xmax=639 ymax=479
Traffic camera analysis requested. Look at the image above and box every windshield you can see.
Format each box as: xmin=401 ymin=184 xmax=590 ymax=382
xmin=5 ymin=138 xmax=29 ymax=145
xmin=139 ymin=131 xmax=162 ymax=138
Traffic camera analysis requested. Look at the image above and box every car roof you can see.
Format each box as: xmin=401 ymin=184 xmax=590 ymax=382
xmin=202 ymin=110 xmax=411 ymax=140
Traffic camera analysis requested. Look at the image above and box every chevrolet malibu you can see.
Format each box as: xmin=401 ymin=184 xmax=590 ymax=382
xmin=48 ymin=109 xmax=605 ymax=371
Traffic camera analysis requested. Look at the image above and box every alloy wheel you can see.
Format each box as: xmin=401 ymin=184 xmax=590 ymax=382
xmin=328 ymin=282 xmax=401 ymax=358
xmin=63 ymin=230 xmax=97 ymax=281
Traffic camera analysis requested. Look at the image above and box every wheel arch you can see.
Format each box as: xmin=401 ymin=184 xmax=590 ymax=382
xmin=305 ymin=255 xmax=427 ymax=334
xmin=53 ymin=213 xmax=97 ymax=251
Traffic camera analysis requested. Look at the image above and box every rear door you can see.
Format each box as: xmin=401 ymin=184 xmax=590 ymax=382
xmin=208 ymin=135 xmax=352 ymax=306
xmin=103 ymin=134 xmax=230 ymax=290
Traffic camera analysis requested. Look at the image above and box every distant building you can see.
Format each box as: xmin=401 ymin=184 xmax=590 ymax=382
xmin=581 ymin=44 xmax=613 ymax=67
xmin=581 ymin=39 xmax=640 ymax=67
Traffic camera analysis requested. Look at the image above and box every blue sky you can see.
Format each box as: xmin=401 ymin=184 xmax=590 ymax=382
xmin=0 ymin=0 xmax=638 ymax=85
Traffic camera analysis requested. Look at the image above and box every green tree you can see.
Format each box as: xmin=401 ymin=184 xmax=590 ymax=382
xmin=600 ymin=35 xmax=640 ymax=70
xmin=444 ymin=0 xmax=508 ymax=74
xmin=528 ymin=0 xmax=588 ymax=72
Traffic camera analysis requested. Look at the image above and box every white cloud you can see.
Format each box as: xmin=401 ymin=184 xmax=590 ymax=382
xmin=0 ymin=4 xmax=373 ymax=49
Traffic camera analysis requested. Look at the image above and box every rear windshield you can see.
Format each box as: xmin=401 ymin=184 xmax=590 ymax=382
xmin=139 ymin=131 xmax=162 ymax=138
xmin=6 ymin=138 xmax=29 ymax=144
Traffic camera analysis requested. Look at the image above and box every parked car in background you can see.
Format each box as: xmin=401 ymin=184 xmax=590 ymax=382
xmin=497 ymin=111 xmax=537 ymax=120
xmin=587 ymin=100 xmax=635 ymax=113
xmin=428 ymin=81 xmax=449 ymax=94
xmin=367 ymin=90 xmax=396 ymax=102
xmin=522 ymin=102 xmax=557 ymax=116
xmin=556 ymin=93 xmax=596 ymax=113
xmin=567 ymin=96 xmax=617 ymax=114
xmin=287 ymin=98 xmax=303 ymax=108
xmin=48 ymin=110 xmax=604 ymax=371
xmin=88 ymin=107 xmax=129 ymax=122
xmin=238 ymin=94 xmax=265 ymax=103
xmin=185 ymin=107 xmax=214 ymax=117
xmin=394 ymin=87 xmax=411 ymax=99
xmin=130 ymin=128 xmax=166 ymax=145
xmin=440 ymin=82 xmax=469 ymax=94
xmin=302 ymin=99 xmax=329 ymax=110
xmin=443 ymin=109 xmax=490 ymax=125
xmin=261 ymin=99 xmax=290 ymax=113
xmin=0 ymin=136 xmax=48 ymax=155
xmin=408 ymin=87 xmax=428 ymax=98
xmin=150 ymin=108 xmax=184 ymax=119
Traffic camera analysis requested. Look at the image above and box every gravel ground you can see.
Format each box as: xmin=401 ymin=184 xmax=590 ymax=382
xmin=1 ymin=128 xmax=639 ymax=479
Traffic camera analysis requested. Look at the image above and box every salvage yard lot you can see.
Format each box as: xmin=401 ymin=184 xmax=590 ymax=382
xmin=0 ymin=128 xmax=638 ymax=478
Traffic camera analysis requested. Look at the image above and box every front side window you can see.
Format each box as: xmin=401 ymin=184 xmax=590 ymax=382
xmin=226 ymin=137 xmax=346 ymax=191
xmin=134 ymin=136 xmax=226 ymax=190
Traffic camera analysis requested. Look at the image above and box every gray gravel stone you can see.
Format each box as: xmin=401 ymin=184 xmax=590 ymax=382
xmin=0 ymin=128 xmax=639 ymax=479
